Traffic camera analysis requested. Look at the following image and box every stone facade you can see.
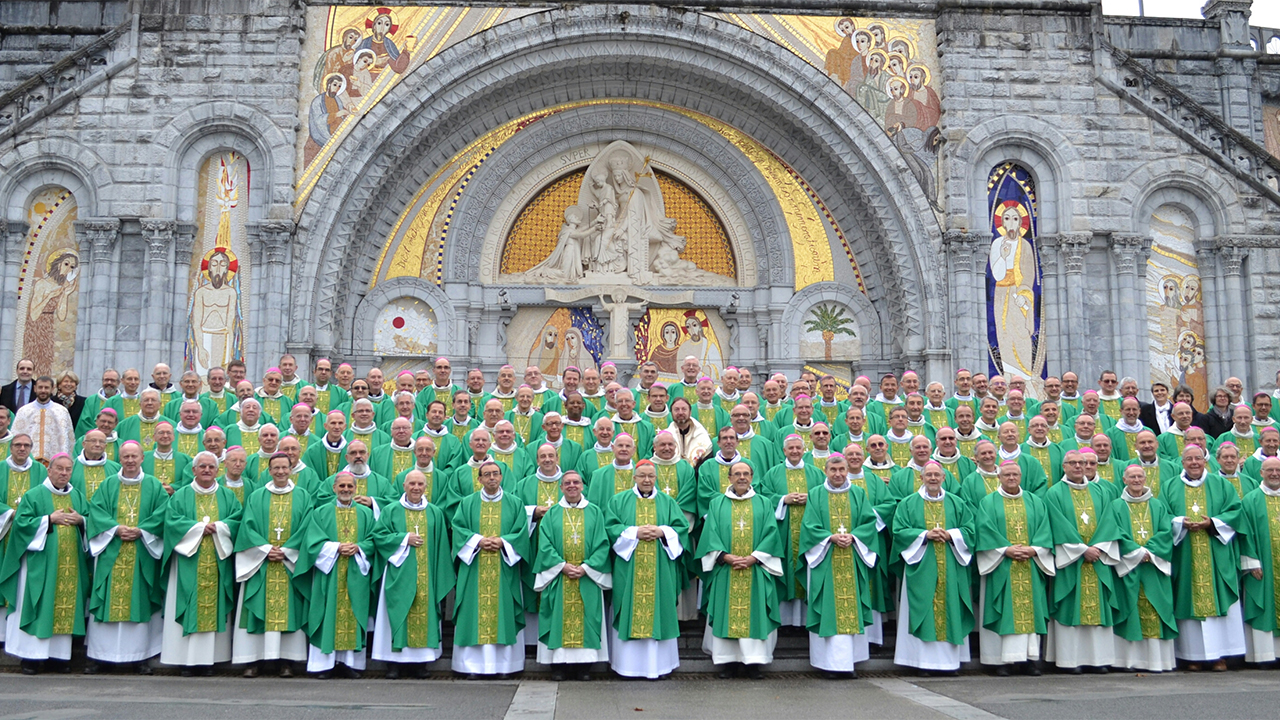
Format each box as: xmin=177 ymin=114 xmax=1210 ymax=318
xmin=0 ymin=0 xmax=1278 ymax=397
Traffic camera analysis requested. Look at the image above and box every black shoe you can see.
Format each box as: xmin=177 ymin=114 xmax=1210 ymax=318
xmin=53 ymin=661 xmax=71 ymax=674
xmin=200 ymin=666 xmax=215 ymax=677
xmin=181 ymin=668 xmax=194 ymax=678
xmin=1067 ymin=666 xmax=1083 ymax=675
xmin=343 ymin=666 xmax=362 ymax=680
xmin=314 ymin=672 xmax=332 ymax=680
xmin=414 ymin=664 xmax=431 ymax=680
xmin=551 ymin=668 xmax=566 ymax=681
xmin=994 ymin=666 xmax=1010 ymax=677
xmin=279 ymin=663 xmax=294 ymax=679
xmin=1093 ymin=665 xmax=1109 ymax=675
xmin=717 ymin=664 xmax=735 ymax=679
xmin=745 ymin=665 xmax=763 ymax=680
xmin=578 ymin=666 xmax=592 ymax=682
xmin=84 ymin=661 xmax=99 ymax=675
xmin=1025 ymin=662 xmax=1041 ymax=677
xmin=386 ymin=665 xmax=400 ymax=680
xmin=137 ymin=663 xmax=153 ymax=676
xmin=20 ymin=660 xmax=40 ymax=675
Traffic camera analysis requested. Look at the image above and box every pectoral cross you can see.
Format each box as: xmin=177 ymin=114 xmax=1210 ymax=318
xmin=1191 ymin=502 xmax=1201 ymax=515
xmin=414 ymin=524 xmax=420 ymax=535
xmin=1136 ymin=526 xmax=1149 ymax=540
xmin=274 ymin=526 xmax=285 ymax=541
xmin=836 ymin=524 xmax=847 ymax=534
xmin=546 ymin=497 xmax=556 ymax=507
xmin=1080 ymin=511 xmax=1090 ymax=525
xmin=571 ymin=531 xmax=581 ymax=544
xmin=934 ymin=521 xmax=942 ymax=530
xmin=126 ymin=507 xmax=138 ymax=524
xmin=737 ymin=517 xmax=747 ymax=531
xmin=663 ymin=484 xmax=673 ymax=496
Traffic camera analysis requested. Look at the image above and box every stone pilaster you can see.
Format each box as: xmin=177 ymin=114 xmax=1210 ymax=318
xmin=74 ymin=218 xmax=121 ymax=386
xmin=1217 ymin=241 xmax=1249 ymax=382
xmin=1057 ymin=233 xmax=1093 ymax=373
xmin=141 ymin=219 xmax=176 ymax=373
xmin=0 ymin=222 xmax=30 ymax=378
xmin=170 ymin=224 xmax=197 ymax=371
xmin=1109 ymin=233 xmax=1152 ymax=385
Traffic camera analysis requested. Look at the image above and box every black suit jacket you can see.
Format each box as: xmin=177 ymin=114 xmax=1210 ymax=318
xmin=0 ymin=380 xmax=34 ymax=415
xmin=1138 ymin=401 xmax=1163 ymax=436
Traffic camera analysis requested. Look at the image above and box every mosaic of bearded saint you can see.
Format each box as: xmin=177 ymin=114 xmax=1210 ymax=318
xmin=518 ymin=140 xmax=733 ymax=286
xmin=190 ymin=247 xmax=240 ymax=375
xmin=989 ymin=200 xmax=1039 ymax=384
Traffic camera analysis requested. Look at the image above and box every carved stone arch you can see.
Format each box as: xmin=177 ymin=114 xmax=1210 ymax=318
xmin=445 ymin=105 xmax=773 ymax=287
xmin=1121 ymin=159 xmax=1245 ymax=238
xmin=780 ymin=282 xmax=885 ymax=364
xmin=295 ymin=5 xmax=943 ymax=371
xmin=952 ymin=115 xmax=1083 ymax=236
xmin=0 ymin=138 xmax=110 ymax=221
xmin=349 ymin=277 xmax=459 ymax=359
xmin=155 ymin=101 xmax=294 ymax=221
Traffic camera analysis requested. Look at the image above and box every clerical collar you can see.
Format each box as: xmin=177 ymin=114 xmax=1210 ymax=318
xmin=267 ymin=480 xmax=295 ymax=495
xmin=1026 ymin=437 xmax=1052 ymax=449
xmin=450 ymin=415 xmax=471 ymax=426
xmin=258 ymin=389 xmax=284 ymax=399
xmin=192 ymin=481 xmax=219 ymax=495
xmin=324 ymin=435 xmax=347 ymax=451
xmin=514 ymin=407 xmax=536 ymax=417
xmin=784 ymin=459 xmax=805 ymax=470
xmin=977 ymin=465 xmax=998 ymax=477
xmin=400 ymin=495 xmax=427 ymax=510
xmin=824 ymin=480 xmax=850 ymax=494
xmin=925 ymin=401 xmax=948 ymax=412
xmin=177 ymin=423 xmax=203 ymax=435
xmin=846 ymin=432 xmax=865 ymax=443
xmin=715 ymin=388 xmax=740 ymax=402
xmin=736 ymin=428 xmax=755 ymax=441
xmin=645 ymin=409 xmax=668 ymax=421
xmin=918 ymin=485 xmax=945 ymax=501
xmin=151 ymin=383 xmax=174 ymax=393
xmin=820 ymin=398 xmax=839 ymax=407
xmin=415 ymin=461 xmax=434 ymax=474
xmin=559 ymin=496 xmax=588 ymax=509
xmin=846 ymin=471 xmax=865 ymax=483
xmin=492 ymin=443 xmax=517 ymax=454
xmin=811 ymin=448 xmax=831 ymax=458
xmin=312 ymin=383 xmax=330 ymax=392
xmin=563 ymin=416 xmax=590 ymax=426
xmin=614 ymin=413 xmax=638 ymax=424
xmin=78 ymin=452 xmax=106 ymax=467
xmin=793 ymin=420 xmax=815 ymax=431
xmin=351 ymin=423 xmax=378 ymax=434
xmin=288 ymin=427 xmax=312 ymax=438
xmin=1073 ymin=435 xmax=1092 ymax=445
xmin=1167 ymin=425 xmax=1186 ymax=437
xmin=1003 ymin=411 xmax=1026 ymax=421
xmin=432 ymin=382 xmax=453 ymax=392
xmin=932 ymin=451 xmax=961 ymax=464
xmin=43 ymin=479 xmax=71 ymax=495
xmin=886 ymin=428 xmax=913 ymax=443
xmin=1061 ymin=477 xmax=1090 ymax=491
xmin=153 ymin=449 xmax=173 ymax=460
xmin=633 ymin=487 xmax=655 ymax=499
xmin=1260 ymin=483 xmax=1280 ymax=498
xmin=955 ymin=428 xmax=982 ymax=441
xmin=725 ymin=486 xmax=754 ymax=500
xmin=139 ymin=412 xmax=160 ymax=422
xmin=1231 ymin=426 xmax=1255 ymax=438
xmin=580 ymin=389 xmax=605 ymax=399
xmin=1253 ymin=418 xmax=1277 ymax=428
xmin=975 ymin=419 xmax=999 ymax=432
xmin=390 ymin=440 xmax=413 ymax=452
xmin=715 ymin=452 xmax=742 ymax=466
xmin=207 ymin=390 xmax=226 ymax=399
xmin=118 ymin=470 xmax=144 ymax=485
xmin=480 ymin=488 xmax=503 ymax=502
xmin=96 ymin=389 xmax=117 ymax=401
xmin=593 ymin=443 xmax=613 ymax=453
xmin=237 ymin=420 xmax=260 ymax=432
xmin=120 ymin=390 xmax=139 ymax=399
xmin=765 ymin=400 xmax=785 ymax=409
xmin=998 ymin=486 xmax=1026 ymax=499
xmin=1137 ymin=455 xmax=1160 ymax=466
xmin=651 ymin=454 xmax=678 ymax=466
xmin=612 ymin=461 xmax=635 ymax=471
xmin=864 ymin=458 xmax=895 ymax=471
xmin=467 ymin=456 xmax=489 ymax=468
xmin=1115 ymin=418 xmax=1144 ymax=433
xmin=876 ymin=394 xmax=903 ymax=405
xmin=490 ymin=389 xmax=515 ymax=399
xmin=1180 ymin=471 xmax=1205 ymax=488
xmin=223 ymin=476 xmax=243 ymax=487
xmin=1221 ymin=469 xmax=1239 ymax=478
xmin=0 ymin=432 xmax=10 ymax=444
xmin=1253 ymin=448 xmax=1278 ymax=461
xmin=1123 ymin=488 xmax=1153 ymax=502
xmin=335 ymin=499 xmax=354 ymax=509
xmin=952 ymin=393 xmax=973 ymax=402
xmin=1098 ymin=391 xmax=1122 ymax=401
xmin=1060 ymin=392 xmax=1080 ymax=401
xmin=998 ymin=446 xmax=1021 ymax=461
xmin=536 ymin=467 xmax=562 ymax=482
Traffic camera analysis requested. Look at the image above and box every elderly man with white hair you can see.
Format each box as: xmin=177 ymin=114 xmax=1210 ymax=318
xmin=224 ymin=397 xmax=265 ymax=455
xmin=117 ymin=388 xmax=171 ymax=452
xmin=156 ymin=450 xmax=242 ymax=674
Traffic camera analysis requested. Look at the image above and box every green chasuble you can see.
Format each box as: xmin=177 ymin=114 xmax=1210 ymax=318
xmin=695 ymin=454 xmax=758 ymax=520
xmin=450 ymin=490 xmax=529 ymax=646
xmin=588 ymin=464 xmax=636 ymax=509
xmin=117 ymin=413 xmax=176 ymax=452
xmin=143 ymin=450 xmax=192 ymax=491
xmin=1091 ymin=492 xmax=1177 ymax=642
xmin=1124 ymin=457 xmax=1179 ymax=498
xmin=445 ymin=458 xmax=513 ymax=521
xmin=295 ymin=501 xmax=377 ymax=654
xmin=759 ymin=462 xmax=826 ymax=602
xmin=1044 ymin=480 xmax=1118 ymax=628
xmin=959 ymin=468 xmax=1002 ymax=514
xmin=218 ymin=475 xmax=261 ymax=508
xmin=370 ymin=443 xmax=419 ymax=486
xmin=0 ymin=482 xmax=91 ymax=638
xmin=574 ymin=446 xmax=615 ymax=487
xmin=394 ymin=464 xmax=449 ymax=508
xmin=312 ymin=471 xmax=397 ymax=511
xmin=799 ymin=483 xmax=879 ymax=637
xmin=734 ymin=432 xmax=778 ymax=472
xmin=86 ymin=475 xmax=167 ymax=623
xmin=888 ymin=463 xmax=961 ymax=504
xmin=891 ymin=490 xmax=975 ymax=644
xmin=73 ymin=459 xmax=122 ymax=504
xmin=1021 ymin=441 xmax=1063 ymax=487
xmin=1237 ymin=487 xmax=1280 ymax=635
xmin=651 ymin=458 xmax=698 ymax=519
xmin=415 ymin=383 xmax=461 ymax=418
xmin=302 ymin=437 xmax=349 ymax=482
xmin=513 ymin=438 xmax=581 ymax=481
xmin=234 ymin=484 xmax=313 ymax=634
xmin=844 ymin=472 xmax=891 ymax=614
xmin=371 ymin=500 xmax=455 ymax=652
xmin=976 ymin=490 xmax=1054 ymax=636
xmin=144 ymin=484 xmax=242 ymax=634
xmin=534 ymin=499 xmax=612 ymax=651
xmin=1162 ymin=473 xmax=1243 ymax=620
xmin=697 ymin=490 xmax=784 ymax=642
xmin=605 ymin=489 xmax=690 ymax=641
xmin=0 ymin=459 xmax=49 ymax=593
xmin=516 ymin=473 xmax=566 ymax=615
xmin=505 ymin=410 xmax=545 ymax=447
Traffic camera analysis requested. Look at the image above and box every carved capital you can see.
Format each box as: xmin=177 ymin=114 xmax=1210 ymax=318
xmin=141 ymin=218 xmax=177 ymax=262
xmin=5 ymin=221 xmax=29 ymax=254
xmin=174 ymin=223 xmax=198 ymax=258
xmin=1058 ymin=232 xmax=1093 ymax=275
xmin=941 ymin=230 xmax=988 ymax=274
xmin=1218 ymin=244 xmax=1246 ymax=276
xmin=1109 ymin=233 xmax=1152 ymax=275
xmin=75 ymin=218 xmax=121 ymax=261
xmin=249 ymin=220 xmax=296 ymax=265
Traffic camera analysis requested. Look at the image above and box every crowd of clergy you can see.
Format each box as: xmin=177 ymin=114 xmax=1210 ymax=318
xmin=2 ymin=353 xmax=1280 ymax=682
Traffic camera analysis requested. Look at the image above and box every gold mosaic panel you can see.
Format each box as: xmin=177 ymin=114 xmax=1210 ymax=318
xmin=499 ymin=169 xmax=737 ymax=278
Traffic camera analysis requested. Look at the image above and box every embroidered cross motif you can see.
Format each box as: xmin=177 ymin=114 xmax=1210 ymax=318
xmin=546 ymin=496 xmax=555 ymax=506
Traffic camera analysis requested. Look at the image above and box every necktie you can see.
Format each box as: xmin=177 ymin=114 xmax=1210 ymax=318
xmin=17 ymin=384 xmax=26 ymax=407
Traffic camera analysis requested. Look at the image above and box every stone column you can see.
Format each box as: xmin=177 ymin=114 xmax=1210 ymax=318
xmin=943 ymin=231 xmax=986 ymax=373
xmin=247 ymin=233 xmax=267 ymax=375
xmin=0 ymin=222 xmax=29 ymax=377
xmin=140 ymin=219 xmax=176 ymax=374
xmin=262 ymin=221 xmax=296 ymax=369
xmin=1058 ymin=233 xmax=1092 ymax=373
xmin=1109 ymin=233 xmax=1152 ymax=385
xmin=170 ymin=224 xmax=197 ymax=371
xmin=1218 ymin=243 xmax=1248 ymax=381
xmin=1038 ymin=234 xmax=1062 ymax=377
xmin=1194 ymin=245 xmax=1222 ymax=388
xmin=75 ymin=218 xmax=121 ymax=387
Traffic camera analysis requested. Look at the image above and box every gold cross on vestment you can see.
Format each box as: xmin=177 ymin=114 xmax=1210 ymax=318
xmin=274 ymin=526 xmax=285 ymax=541
xmin=1011 ymin=520 xmax=1025 ymax=538
xmin=126 ymin=507 xmax=138 ymax=524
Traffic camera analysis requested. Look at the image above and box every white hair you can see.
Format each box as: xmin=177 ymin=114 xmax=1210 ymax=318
xmin=354 ymin=398 xmax=374 ymax=410
xmin=193 ymin=451 xmax=219 ymax=466
xmin=140 ymin=388 xmax=161 ymax=401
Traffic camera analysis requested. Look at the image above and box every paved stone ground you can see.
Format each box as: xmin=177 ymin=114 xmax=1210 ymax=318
xmin=1 ymin=667 xmax=1278 ymax=719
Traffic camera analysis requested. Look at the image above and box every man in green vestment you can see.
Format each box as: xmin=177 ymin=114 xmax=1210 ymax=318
xmin=451 ymin=460 xmax=529 ymax=678
xmin=759 ymin=434 xmax=825 ymax=627
xmin=587 ymin=433 xmax=637 ymax=509
xmin=698 ymin=461 xmax=785 ymax=678
xmin=697 ymin=426 xmax=757 ymax=521
xmin=1165 ymin=443 xmax=1245 ymax=670
xmin=297 ymin=471 xmax=376 ymax=678
xmin=534 ymin=470 xmax=612 ymax=680
xmin=1044 ymin=449 xmax=1120 ymax=672
xmin=394 ymin=437 xmax=449 ymax=508
xmin=143 ymin=422 xmax=191 ymax=495
xmin=728 ymin=404 xmax=778 ymax=472
xmin=371 ymin=417 xmax=419 ymax=484
xmin=74 ymin=430 xmax=121 ymax=503
xmin=84 ymin=441 xmax=166 ymax=673
xmin=605 ymin=460 xmax=689 ymax=679
xmin=1237 ymin=457 xmax=1280 ymax=664
xmin=0 ymin=436 xmax=49 ymax=639
xmin=1093 ymin=465 xmax=1177 ymax=672
xmin=800 ymin=455 xmax=880 ymax=678
xmin=219 ymin=446 xmax=258 ymax=506
xmin=415 ymin=356 xmax=461 ymax=419
xmin=302 ymin=410 xmax=350 ymax=484
xmin=1124 ymin=430 xmax=1178 ymax=498
xmin=116 ymin=389 xmax=174 ymax=453
xmin=371 ymin=470 xmax=455 ymax=679
xmin=153 ymin=451 xmax=241 ymax=674
xmin=232 ymin=452 xmax=314 ymax=677
xmin=0 ymin=454 xmax=88 ymax=673
xmin=976 ymin=461 xmax=1054 ymax=676
xmin=313 ymin=440 xmax=395 ymax=514
xmin=892 ymin=462 xmax=974 ymax=675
